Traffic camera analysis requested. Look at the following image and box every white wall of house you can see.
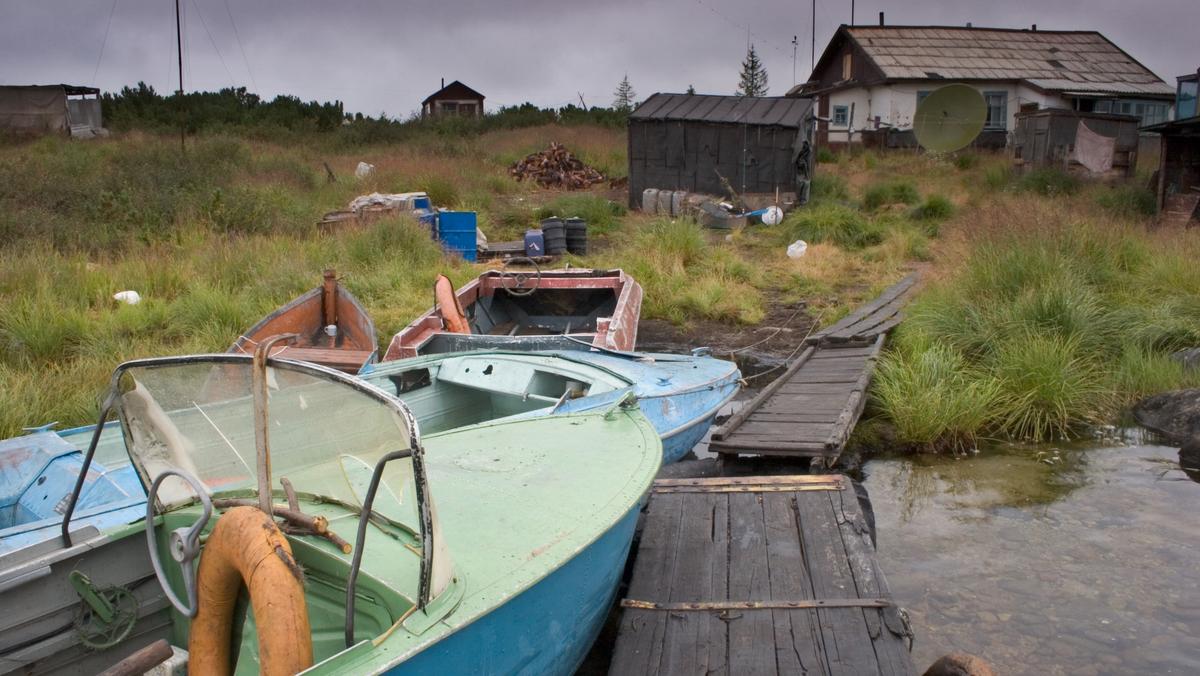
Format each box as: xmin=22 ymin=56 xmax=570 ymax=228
xmin=825 ymin=82 xmax=1067 ymax=139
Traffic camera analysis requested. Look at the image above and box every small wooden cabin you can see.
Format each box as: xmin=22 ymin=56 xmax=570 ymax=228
xmin=627 ymin=94 xmax=816 ymax=208
xmin=421 ymin=80 xmax=484 ymax=118
xmin=1011 ymin=109 xmax=1140 ymax=178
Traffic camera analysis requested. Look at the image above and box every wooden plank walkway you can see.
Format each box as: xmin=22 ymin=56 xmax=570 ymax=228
xmin=708 ymin=274 xmax=917 ymax=466
xmin=609 ymin=475 xmax=914 ymax=676
xmin=806 ymin=273 xmax=918 ymax=347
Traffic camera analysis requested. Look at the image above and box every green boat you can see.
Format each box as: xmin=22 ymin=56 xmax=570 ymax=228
xmin=0 ymin=353 xmax=660 ymax=674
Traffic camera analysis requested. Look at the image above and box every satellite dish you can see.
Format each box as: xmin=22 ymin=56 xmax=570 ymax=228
xmin=913 ymin=84 xmax=987 ymax=153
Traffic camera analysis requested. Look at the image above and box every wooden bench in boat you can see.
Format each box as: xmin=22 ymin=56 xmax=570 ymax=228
xmin=269 ymin=346 xmax=374 ymax=374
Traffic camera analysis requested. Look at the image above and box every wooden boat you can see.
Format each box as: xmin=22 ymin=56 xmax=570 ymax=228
xmin=231 ymin=269 xmax=378 ymax=373
xmin=1 ymin=353 xmax=660 ymax=675
xmin=361 ymin=349 xmax=740 ymax=464
xmin=382 ymin=267 xmax=642 ymax=360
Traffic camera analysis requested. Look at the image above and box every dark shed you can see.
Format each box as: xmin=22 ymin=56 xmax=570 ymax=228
xmin=627 ymin=94 xmax=816 ymax=208
xmin=1145 ymin=116 xmax=1200 ymax=227
xmin=1011 ymin=108 xmax=1140 ymax=178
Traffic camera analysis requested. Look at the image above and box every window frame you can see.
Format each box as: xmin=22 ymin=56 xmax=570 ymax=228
xmin=832 ymin=105 xmax=849 ymax=127
xmin=983 ymin=90 xmax=1008 ymax=130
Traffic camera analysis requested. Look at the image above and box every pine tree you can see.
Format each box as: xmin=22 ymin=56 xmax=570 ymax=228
xmin=686 ymin=84 xmax=696 ymax=95
xmin=613 ymin=75 xmax=637 ymax=112
xmin=736 ymin=45 xmax=769 ymax=97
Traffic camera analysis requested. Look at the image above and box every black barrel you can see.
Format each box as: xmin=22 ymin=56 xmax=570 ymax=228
xmin=541 ymin=217 xmax=567 ymax=255
xmin=565 ymin=217 xmax=588 ymax=255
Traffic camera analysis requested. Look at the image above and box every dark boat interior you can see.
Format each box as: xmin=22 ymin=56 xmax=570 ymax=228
xmin=466 ymin=288 xmax=617 ymax=337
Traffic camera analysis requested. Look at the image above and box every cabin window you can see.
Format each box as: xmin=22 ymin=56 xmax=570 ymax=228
xmin=841 ymin=53 xmax=852 ymax=81
xmin=440 ymin=101 xmax=458 ymax=114
xmin=1095 ymin=99 xmax=1170 ymax=127
xmin=1179 ymin=81 xmax=1198 ymax=119
xmin=832 ymin=105 xmax=849 ymax=127
xmin=916 ymin=90 xmax=931 ymax=106
xmin=983 ymin=91 xmax=1008 ymax=130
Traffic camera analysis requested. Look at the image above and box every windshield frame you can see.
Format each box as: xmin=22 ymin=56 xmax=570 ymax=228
xmin=61 ymin=354 xmax=438 ymax=604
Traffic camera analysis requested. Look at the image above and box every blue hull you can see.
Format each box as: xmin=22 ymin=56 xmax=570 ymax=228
xmin=388 ymin=505 xmax=639 ymax=675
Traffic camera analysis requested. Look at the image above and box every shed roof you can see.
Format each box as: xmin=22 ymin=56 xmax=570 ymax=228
xmin=630 ymin=94 xmax=814 ymax=127
xmin=794 ymin=25 xmax=1172 ymax=97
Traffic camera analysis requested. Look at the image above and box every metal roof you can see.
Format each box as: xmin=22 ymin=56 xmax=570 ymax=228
xmin=841 ymin=26 xmax=1172 ymax=96
xmin=630 ymin=94 xmax=814 ymax=127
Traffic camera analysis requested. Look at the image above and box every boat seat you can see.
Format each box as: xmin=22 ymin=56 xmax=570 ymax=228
xmin=270 ymin=346 xmax=374 ymax=374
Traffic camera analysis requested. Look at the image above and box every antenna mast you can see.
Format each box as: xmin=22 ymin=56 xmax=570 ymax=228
xmin=175 ymin=0 xmax=185 ymax=153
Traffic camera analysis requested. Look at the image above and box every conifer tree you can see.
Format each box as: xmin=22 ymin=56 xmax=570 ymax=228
xmin=686 ymin=84 xmax=696 ymax=95
xmin=613 ymin=75 xmax=637 ymax=112
xmin=737 ymin=45 xmax=769 ymax=97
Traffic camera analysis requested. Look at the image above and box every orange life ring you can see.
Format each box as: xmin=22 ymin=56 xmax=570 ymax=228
xmin=188 ymin=506 xmax=313 ymax=676
xmin=434 ymin=274 xmax=471 ymax=334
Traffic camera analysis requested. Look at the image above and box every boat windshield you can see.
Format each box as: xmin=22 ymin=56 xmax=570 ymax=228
xmin=113 ymin=357 xmax=424 ymax=535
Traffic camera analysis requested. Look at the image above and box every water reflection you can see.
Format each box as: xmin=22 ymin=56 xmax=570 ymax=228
xmin=865 ymin=440 xmax=1200 ymax=675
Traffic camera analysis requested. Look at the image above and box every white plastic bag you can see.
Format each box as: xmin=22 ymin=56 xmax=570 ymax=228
xmin=354 ymin=162 xmax=375 ymax=179
xmin=113 ymin=290 xmax=142 ymax=305
xmin=762 ymin=206 xmax=784 ymax=225
xmin=786 ymin=240 xmax=808 ymax=259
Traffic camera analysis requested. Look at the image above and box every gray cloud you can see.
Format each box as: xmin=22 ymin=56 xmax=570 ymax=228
xmin=0 ymin=0 xmax=1193 ymax=117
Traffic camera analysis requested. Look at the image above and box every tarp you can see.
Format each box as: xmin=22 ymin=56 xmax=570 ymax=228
xmin=0 ymin=86 xmax=68 ymax=133
xmin=1074 ymin=120 xmax=1116 ymax=174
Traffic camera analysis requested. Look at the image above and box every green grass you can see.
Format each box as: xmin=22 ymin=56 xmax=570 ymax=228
xmin=876 ymin=221 xmax=1200 ymax=446
xmin=534 ymin=194 xmax=626 ymax=236
xmin=910 ymin=194 xmax=954 ymax=224
xmin=862 ymin=180 xmax=920 ymax=210
xmin=816 ymin=147 xmax=838 ymax=164
xmin=953 ymin=153 xmax=980 ymax=170
xmin=1016 ymin=167 xmax=1080 ymax=196
xmin=1096 ymin=184 xmax=1156 ymax=219
xmin=810 ymin=174 xmax=850 ymax=202
xmin=779 ymin=203 xmax=885 ymax=250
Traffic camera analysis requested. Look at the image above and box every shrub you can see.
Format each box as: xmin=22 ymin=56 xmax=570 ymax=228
xmin=1096 ymin=184 xmax=1156 ymax=219
xmin=1017 ymin=168 xmax=1080 ymax=196
xmin=862 ymin=180 xmax=919 ymax=210
xmin=911 ymin=194 xmax=954 ymax=225
xmin=810 ymin=174 xmax=850 ymax=202
xmin=534 ymin=194 xmax=626 ymax=235
xmin=780 ymin=203 xmax=884 ymax=250
xmin=953 ymin=153 xmax=980 ymax=170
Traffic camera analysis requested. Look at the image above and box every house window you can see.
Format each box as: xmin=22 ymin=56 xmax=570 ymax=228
xmin=842 ymin=53 xmax=852 ymax=81
xmin=916 ymin=90 xmax=931 ymax=106
xmin=984 ymin=91 xmax=1008 ymax=130
xmin=440 ymin=101 xmax=458 ymax=114
xmin=832 ymin=105 xmax=849 ymax=127
xmin=1105 ymin=99 xmax=1170 ymax=126
xmin=1179 ymin=81 xmax=1198 ymax=119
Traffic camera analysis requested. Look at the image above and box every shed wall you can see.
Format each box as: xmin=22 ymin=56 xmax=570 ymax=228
xmin=0 ymin=86 xmax=68 ymax=134
xmin=628 ymin=120 xmax=808 ymax=207
xmin=1012 ymin=110 xmax=1140 ymax=176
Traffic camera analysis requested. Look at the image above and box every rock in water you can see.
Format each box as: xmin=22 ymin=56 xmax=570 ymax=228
xmin=923 ymin=653 xmax=996 ymax=676
xmin=1133 ymin=389 xmax=1200 ymax=444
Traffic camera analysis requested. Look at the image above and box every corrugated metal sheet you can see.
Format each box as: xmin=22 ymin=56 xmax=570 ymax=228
xmin=631 ymin=94 xmax=815 ymax=127
xmin=845 ymin=27 xmax=1172 ymax=96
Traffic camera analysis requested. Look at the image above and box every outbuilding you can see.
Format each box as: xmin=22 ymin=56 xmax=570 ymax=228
xmin=1011 ymin=109 xmax=1140 ymax=178
xmin=627 ymin=93 xmax=816 ymax=208
xmin=1145 ymin=71 xmax=1200 ymax=227
xmin=421 ymin=80 xmax=484 ymax=119
xmin=0 ymin=84 xmax=103 ymax=137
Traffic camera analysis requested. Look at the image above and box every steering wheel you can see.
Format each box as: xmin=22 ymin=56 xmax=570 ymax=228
xmin=499 ymin=257 xmax=542 ymax=297
xmin=145 ymin=468 xmax=213 ymax=618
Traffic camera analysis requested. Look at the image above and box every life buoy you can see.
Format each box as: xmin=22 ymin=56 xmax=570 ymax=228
xmin=189 ymin=506 xmax=313 ymax=676
xmin=434 ymin=274 xmax=470 ymax=334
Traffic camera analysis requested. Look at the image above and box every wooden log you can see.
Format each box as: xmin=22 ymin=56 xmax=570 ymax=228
xmin=97 ymin=639 xmax=174 ymax=676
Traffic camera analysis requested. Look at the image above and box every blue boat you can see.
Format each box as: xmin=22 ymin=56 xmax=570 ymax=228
xmin=359 ymin=348 xmax=741 ymax=464
xmin=0 ymin=354 xmax=660 ymax=675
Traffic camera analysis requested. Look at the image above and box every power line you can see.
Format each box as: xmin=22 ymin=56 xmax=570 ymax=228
xmin=92 ymin=0 xmax=118 ymax=86
xmin=189 ymin=0 xmax=236 ymax=88
xmin=222 ymin=0 xmax=257 ymax=92
xmin=692 ymin=0 xmax=790 ymax=57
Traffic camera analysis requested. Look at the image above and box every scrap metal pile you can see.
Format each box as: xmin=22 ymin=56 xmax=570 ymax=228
xmin=509 ymin=143 xmax=605 ymax=189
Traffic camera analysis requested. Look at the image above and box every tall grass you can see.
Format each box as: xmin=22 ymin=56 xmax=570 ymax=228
xmin=779 ymin=203 xmax=884 ymax=250
xmin=877 ymin=221 xmax=1200 ymax=446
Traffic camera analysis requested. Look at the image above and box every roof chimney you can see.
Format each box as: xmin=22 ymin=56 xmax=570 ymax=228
xmin=879 ymin=11 xmax=884 ymax=26
xmin=1031 ymin=24 xmax=1037 ymax=31
xmin=441 ymin=77 xmax=445 ymax=89
xmin=966 ymin=22 xmax=972 ymax=28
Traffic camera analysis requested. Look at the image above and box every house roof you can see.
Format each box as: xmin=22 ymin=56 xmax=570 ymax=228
xmin=630 ymin=94 xmax=814 ymax=127
xmin=792 ymin=25 xmax=1172 ymax=98
xmin=422 ymin=80 xmax=484 ymax=105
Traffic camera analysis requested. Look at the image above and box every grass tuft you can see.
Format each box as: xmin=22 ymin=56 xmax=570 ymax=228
xmin=862 ymin=180 xmax=920 ymax=210
xmin=780 ymin=203 xmax=884 ymax=250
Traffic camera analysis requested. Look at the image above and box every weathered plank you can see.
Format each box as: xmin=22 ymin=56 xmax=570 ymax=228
xmin=727 ymin=492 xmax=777 ymax=674
xmin=764 ymin=492 xmax=829 ymax=674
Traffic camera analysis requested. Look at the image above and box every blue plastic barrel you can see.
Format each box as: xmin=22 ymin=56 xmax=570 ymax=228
xmin=438 ymin=211 xmax=477 ymax=262
xmin=412 ymin=196 xmax=431 ymax=209
xmin=524 ymin=229 xmax=545 ymax=257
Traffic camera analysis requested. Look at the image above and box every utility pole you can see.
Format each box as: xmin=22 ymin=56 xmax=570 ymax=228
xmin=851 ymin=0 xmax=856 ymax=25
xmin=175 ymin=0 xmax=185 ymax=153
xmin=811 ymin=0 xmax=816 ymax=74
xmin=792 ymin=35 xmax=798 ymax=85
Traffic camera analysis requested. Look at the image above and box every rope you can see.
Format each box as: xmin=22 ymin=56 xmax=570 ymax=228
xmin=738 ymin=309 xmax=825 ymax=383
xmin=726 ymin=303 xmax=808 ymax=354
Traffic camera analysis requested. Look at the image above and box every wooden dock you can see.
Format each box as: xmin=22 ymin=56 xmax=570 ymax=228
xmin=609 ymin=475 xmax=914 ymax=676
xmin=708 ymin=274 xmax=918 ymax=466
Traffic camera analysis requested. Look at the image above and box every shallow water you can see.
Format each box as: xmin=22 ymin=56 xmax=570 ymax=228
xmin=863 ymin=436 xmax=1200 ymax=675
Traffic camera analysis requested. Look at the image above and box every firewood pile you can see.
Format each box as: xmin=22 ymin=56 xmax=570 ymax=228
xmin=509 ymin=143 xmax=605 ymax=189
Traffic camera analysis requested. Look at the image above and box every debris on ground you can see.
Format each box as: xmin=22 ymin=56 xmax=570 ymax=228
xmin=509 ymin=143 xmax=605 ymax=189
xmin=354 ymin=161 xmax=375 ymax=179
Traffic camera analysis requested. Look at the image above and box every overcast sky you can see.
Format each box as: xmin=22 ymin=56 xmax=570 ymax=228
xmin=1 ymin=0 xmax=1194 ymax=117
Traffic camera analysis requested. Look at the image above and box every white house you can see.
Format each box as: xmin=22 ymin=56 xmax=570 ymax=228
xmin=788 ymin=24 xmax=1175 ymax=148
